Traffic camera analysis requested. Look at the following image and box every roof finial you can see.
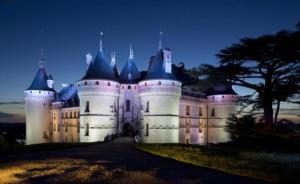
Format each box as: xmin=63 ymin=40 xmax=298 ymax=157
xmin=111 ymin=51 xmax=116 ymax=65
xmin=99 ymin=32 xmax=103 ymax=52
xmin=129 ymin=43 xmax=134 ymax=59
xmin=159 ymin=31 xmax=163 ymax=50
xmin=39 ymin=48 xmax=45 ymax=68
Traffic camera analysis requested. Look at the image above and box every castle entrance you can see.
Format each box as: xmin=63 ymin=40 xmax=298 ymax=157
xmin=122 ymin=123 xmax=134 ymax=137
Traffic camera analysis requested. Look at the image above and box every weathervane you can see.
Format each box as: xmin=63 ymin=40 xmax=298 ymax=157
xmin=39 ymin=48 xmax=45 ymax=68
xmin=159 ymin=31 xmax=163 ymax=50
xmin=129 ymin=43 xmax=134 ymax=59
xmin=100 ymin=32 xmax=103 ymax=52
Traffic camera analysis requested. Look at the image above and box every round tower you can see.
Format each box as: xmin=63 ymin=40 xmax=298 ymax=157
xmin=139 ymin=48 xmax=182 ymax=143
xmin=77 ymin=33 xmax=120 ymax=142
xmin=24 ymin=51 xmax=55 ymax=145
xmin=206 ymin=84 xmax=238 ymax=143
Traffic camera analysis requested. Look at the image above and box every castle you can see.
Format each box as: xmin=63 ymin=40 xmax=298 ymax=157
xmin=24 ymin=35 xmax=237 ymax=145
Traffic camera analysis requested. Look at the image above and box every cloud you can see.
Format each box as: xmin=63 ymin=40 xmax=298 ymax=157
xmin=0 ymin=112 xmax=25 ymax=123
xmin=0 ymin=101 xmax=25 ymax=105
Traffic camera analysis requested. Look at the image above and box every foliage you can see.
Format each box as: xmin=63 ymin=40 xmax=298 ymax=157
xmin=136 ymin=144 xmax=300 ymax=183
xmin=197 ymin=24 xmax=300 ymax=125
xmin=225 ymin=114 xmax=256 ymax=141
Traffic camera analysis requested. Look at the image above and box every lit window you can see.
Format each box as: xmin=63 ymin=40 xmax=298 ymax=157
xmin=186 ymin=105 xmax=190 ymax=116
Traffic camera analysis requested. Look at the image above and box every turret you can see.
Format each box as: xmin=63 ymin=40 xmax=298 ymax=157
xmin=139 ymin=39 xmax=181 ymax=143
xmin=24 ymin=50 xmax=55 ymax=145
xmin=77 ymin=33 xmax=120 ymax=142
xmin=47 ymin=74 xmax=54 ymax=89
xmin=205 ymin=84 xmax=238 ymax=143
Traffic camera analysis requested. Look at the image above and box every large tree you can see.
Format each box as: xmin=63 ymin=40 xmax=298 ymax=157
xmin=202 ymin=25 xmax=300 ymax=125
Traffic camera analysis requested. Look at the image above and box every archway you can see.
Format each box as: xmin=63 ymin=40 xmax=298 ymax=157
xmin=122 ymin=123 xmax=134 ymax=137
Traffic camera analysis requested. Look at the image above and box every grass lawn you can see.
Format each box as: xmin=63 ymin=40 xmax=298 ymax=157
xmin=136 ymin=144 xmax=300 ymax=183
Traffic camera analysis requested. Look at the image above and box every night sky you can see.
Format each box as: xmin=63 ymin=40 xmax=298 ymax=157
xmin=0 ymin=0 xmax=299 ymax=122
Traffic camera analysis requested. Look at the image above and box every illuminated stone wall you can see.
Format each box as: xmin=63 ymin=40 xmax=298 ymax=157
xmin=24 ymin=90 xmax=54 ymax=145
xmin=139 ymin=80 xmax=181 ymax=143
xmin=77 ymin=80 xmax=120 ymax=142
xmin=60 ymin=107 xmax=80 ymax=143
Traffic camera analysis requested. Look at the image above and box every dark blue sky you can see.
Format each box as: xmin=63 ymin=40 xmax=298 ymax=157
xmin=0 ymin=0 xmax=300 ymax=121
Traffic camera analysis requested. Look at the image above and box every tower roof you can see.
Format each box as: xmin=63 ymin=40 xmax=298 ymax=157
xmin=206 ymin=84 xmax=237 ymax=96
xmin=26 ymin=67 xmax=55 ymax=92
xmin=144 ymin=48 xmax=177 ymax=80
xmin=81 ymin=51 xmax=117 ymax=81
xmin=119 ymin=58 xmax=141 ymax=83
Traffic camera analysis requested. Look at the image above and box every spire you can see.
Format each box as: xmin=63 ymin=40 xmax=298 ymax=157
xmin=129 ymin=43 xmax=134 ymax=59
xmin=39 ymin=48 xmax=45 ymax=68
xmin=159 ymin=31 xmax=163 ymax=50
xmin=111 ymin=51 xmax=116 ymax=66
xmin=99 ymin=32 xmax=103 ymax=52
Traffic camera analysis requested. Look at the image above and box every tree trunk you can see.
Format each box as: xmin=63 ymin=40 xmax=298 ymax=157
xmin=264 ymin=73 xmax=274 ymax=127
xmin=274 ymin=99 xmax=281 ymax=124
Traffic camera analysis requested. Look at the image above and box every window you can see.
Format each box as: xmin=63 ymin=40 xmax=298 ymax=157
xmin=85 ymin=123 xmax=89 ymax=136
xmin=158 ymin=81 xmax=161 ymax=85
xmin=145 ymin=82 xmax=147 ymax=86
xmin=58 ymin=123 xmax=60 ymax=132
xmin=77 ymin=121 xmax=80 ymax=133
xmin=186 ymin=105 xmax=190 ymax=116
xmin=128 ymin=85 xmax=131 ymax=89
xmin=145 ymin=101 xmax=149 ymax=112
xmin=53 ymin=123 xmax=56 ymax=131
xmin=186 ymin=139 xmax=189 ymax=144
xmin=107 ymin=82 xmax=110 ymax=86
xmin=122 ymin=86 xmax=124 ymax=89
xmin=65 ymin=123 xmax=68 ymax=132
xmin=172 ymin=82 xmax=175 ymax=86
xmin=222 ymin=95 xmax=225 ymax=98
xmin=198 ymin=121 xmax=202 ymax=133
xmin=70 ymin=112 xmax=72 ymax=118
xmin=145 ymin=123 xmax=149 ymax=136
xmin=96 ymin=81 xmax=99 ymax=85
xmin=85 ymin=101 xmax=90 ymax=112
xmin=186 ymin=120 xmax=190 ymax=133
xmin=84 ymin=81 xmax=87 ymax=85
xmin=126 ymin=100 xmax=130 ymax=112
xmin=211 ymin=108 xmax=215 ymax=116
xmin=199 ymin=107 xmax=203 ymax=116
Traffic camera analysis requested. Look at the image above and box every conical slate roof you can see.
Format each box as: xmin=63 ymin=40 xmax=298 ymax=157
xmin=81 ymin=52 xmax=116 ymax=81
xmin=144 ymin=49 xmax=177 ymax=80
xmin=206 ymin=84 xmax=237 ymax=96
xmin=119 ymin=58 xmax=141 ymax=83
xmin=27 ymin=67 xmax=55 ymax=92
